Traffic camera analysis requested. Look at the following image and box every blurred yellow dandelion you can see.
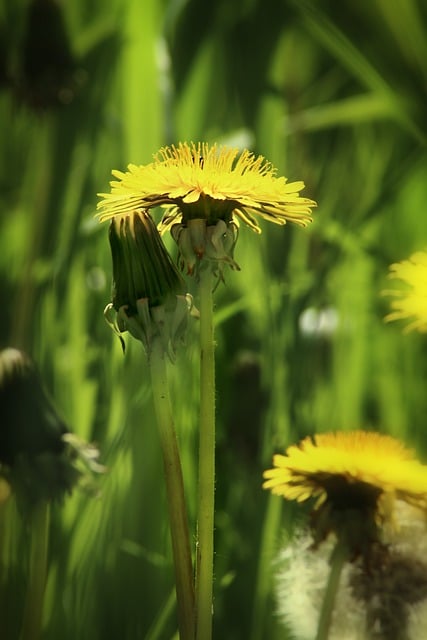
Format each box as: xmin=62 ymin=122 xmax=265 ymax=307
xmin=263 ymin=431 xmax=427 ymax=516
xmin=0 ymin=476 xmax=11 ymax=503
xmin=384 ymin=251 xmax=427 ymax=332
xmin=97 ymin=142 xmax=316 ymax=234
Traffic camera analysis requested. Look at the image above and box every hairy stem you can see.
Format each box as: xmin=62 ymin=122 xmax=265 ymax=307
xmin=195 ymin=266 xmax=216 ymax=640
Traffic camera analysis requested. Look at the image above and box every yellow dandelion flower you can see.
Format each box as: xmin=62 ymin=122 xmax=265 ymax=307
xmin=263 ymin=431 xmax=427 ymax=516
xmin=97 ymin=142 xmax=316 ymax=234
xmin=384 ymin=251 xmax=427 ymax=332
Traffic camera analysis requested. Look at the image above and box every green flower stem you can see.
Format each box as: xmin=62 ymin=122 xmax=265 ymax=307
xmin=315 ymin=538 xmax=349 ymax=640
xmin=195 ymin=266 xmax=216 ymax=640
xmin=149 ymin=337 xmax=195 ymax=640
xmin=20 ymin=500 xmax=50 ymax=640
xmin=250 ymin=494 xmax=283 ymax=640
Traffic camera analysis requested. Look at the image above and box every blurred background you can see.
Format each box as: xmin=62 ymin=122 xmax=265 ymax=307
xmin=1 ymin=0 xmax=427 ymax=638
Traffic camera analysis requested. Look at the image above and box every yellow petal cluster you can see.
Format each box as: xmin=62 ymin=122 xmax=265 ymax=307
xmin=97 ymin=142 xmax=316 ymax=233
xmin=263 ymin=431 xmax=427 ymax=511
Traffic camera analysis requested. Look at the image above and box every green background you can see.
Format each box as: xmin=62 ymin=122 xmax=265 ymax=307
xmin=1 ymin=0 xmax=427 ymax=638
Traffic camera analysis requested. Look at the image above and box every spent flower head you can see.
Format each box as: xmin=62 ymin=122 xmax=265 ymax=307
xmin=104 ymin=210 xmax=195 ymax=357
xmin=97 ymin=142 xmax=316 ymax=274
xmin=384 ymin=250 xmax=427 ymax=332
xmin=276 ymin=503 xmax=427 ymax=640
xmin=0 ymin=348 xmax=104 ymax=508
xmin=263 ymin=431 xmax=427 ymax=554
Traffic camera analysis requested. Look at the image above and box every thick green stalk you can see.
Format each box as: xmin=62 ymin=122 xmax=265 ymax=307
xmin=149 ymin=337 xmax=195 ymax=640
xmin=195 ymin=266 xmax=216 ymax=640
xmin=20 ymin=501 xmax=50 ymax=640
xmin=315 ymin=538 xmax=348 ymax=640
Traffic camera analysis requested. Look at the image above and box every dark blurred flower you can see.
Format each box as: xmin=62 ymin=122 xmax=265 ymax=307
xmin=0 ymin=23 xmax=11 ymax=93
xmin=0 ymin=348 xmax=104 ymax=507
xmin=17 ymin=0 xmax=81 ymax=109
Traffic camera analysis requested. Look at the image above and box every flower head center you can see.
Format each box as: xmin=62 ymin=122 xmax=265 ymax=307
xmin=318 ymin=473 xmax=381 ymax=511
xmin=177 ymin=194 xmax=237 ymax=226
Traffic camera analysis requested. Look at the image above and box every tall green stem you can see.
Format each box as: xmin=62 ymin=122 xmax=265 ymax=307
xmin=149 ymin=337 xmax=195 ymax=640
xmin=250 ymin=494 xmax=283 ymax=640
xmin=315 ymin=538 xmax=348 ymax=640
xmin=195 ymin=266 xmax=216 ymax=640
xmin=20 ymin=500 xmax=50 ymax=640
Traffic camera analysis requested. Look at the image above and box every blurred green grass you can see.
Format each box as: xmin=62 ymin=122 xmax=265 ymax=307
xmin=1 ymin=0 xmax=427 ymax=638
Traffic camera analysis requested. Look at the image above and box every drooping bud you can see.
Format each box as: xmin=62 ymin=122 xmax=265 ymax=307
xmin=105 ymin=210 xmax=195 ymax=358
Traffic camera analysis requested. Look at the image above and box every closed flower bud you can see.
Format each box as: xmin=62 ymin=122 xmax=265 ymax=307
xmin=105 ymin=210 xmax=195 ymax=358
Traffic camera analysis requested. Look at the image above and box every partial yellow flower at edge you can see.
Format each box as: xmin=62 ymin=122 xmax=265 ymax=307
xmin=263 ymin=431 xmax=427 ymax=515
xmin=0 ymin=476 xmax=11 ymax=503
xmin=96 ymin=142 xmax=317 ymax=234
xmin=384 ymin=250 xmax=427 ymax=332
